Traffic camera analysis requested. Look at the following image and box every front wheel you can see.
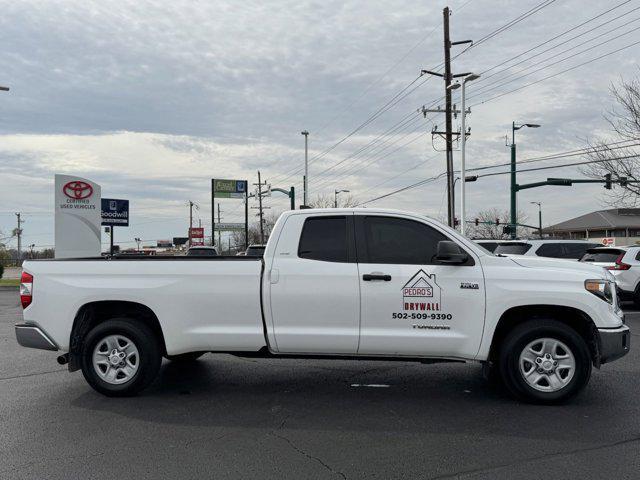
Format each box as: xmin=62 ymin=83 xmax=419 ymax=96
xmin=80 ymin=318 xmax=162 ymax=397
xmin=499 ymin=319 xmax=592 ymax=404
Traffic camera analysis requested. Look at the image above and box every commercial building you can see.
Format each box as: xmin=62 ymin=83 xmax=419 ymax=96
xmin=543 ymin=208 xmax=640 ymax=246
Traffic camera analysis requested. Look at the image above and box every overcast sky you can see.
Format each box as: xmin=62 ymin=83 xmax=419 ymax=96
xmin=1 ymin=0 xmax=639 ymax=250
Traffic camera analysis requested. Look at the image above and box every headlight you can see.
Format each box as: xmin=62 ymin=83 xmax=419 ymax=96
xmin=585 ymin=279 xmax=614 ymax=304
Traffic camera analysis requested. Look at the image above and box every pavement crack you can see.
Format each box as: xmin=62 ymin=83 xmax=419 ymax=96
xmin=429 ymin=435 xmax=640 ymax=479
xmin=271 ymin=432 xmax=347 ymax=480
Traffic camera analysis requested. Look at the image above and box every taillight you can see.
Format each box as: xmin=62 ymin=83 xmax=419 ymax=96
xmin=20 ymin=271 xmax=33 ymax=309
xmin=605 ymin=253 xmax=631 ymax=271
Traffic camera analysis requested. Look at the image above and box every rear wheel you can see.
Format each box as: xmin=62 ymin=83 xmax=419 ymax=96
xmin=80 ymin=318 xmax=162 ymax=397
xmin=499 ymin=319 xmax=592 ymax=404
xmin=165 ymin=352 xmax=205 ymax=362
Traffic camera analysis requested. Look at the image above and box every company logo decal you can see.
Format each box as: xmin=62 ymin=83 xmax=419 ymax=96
xmin=402 ymin=269 xmax=441 ymax=311
xmin=63 ymin=181 xmax=93 ymax=200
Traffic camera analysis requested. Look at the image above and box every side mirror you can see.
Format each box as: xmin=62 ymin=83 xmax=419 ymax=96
xmin=436 ymin=240 xmax=468 ymax=265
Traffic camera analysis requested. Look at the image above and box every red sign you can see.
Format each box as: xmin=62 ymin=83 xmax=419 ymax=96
xmin=63 ymin=181 xmax=94 ymax=200
xmin=189 ymin=227 xmax=205 ymax=246
xmin=602 ymin=237 xmax=615 ymax=246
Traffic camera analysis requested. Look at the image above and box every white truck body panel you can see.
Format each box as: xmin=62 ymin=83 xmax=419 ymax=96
xmin=21 ymin=208 xmax=625 ymax=363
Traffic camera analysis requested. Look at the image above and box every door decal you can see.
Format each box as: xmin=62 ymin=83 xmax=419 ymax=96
xmin=402 ymin=270 xmax=441 ymax=311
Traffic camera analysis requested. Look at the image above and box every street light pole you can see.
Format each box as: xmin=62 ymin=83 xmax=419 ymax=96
xmin=453 ymin=73 xmax=479 ymax=236
xmin=334 ymin=189 xmax=350 ymax=208
xmin=531 ymin=201 xmax=542 ymax=239
xmin=510 ymin=122 xmax=541 ymax=238
xmin=301 ymin=131 xmax=309 ymax=206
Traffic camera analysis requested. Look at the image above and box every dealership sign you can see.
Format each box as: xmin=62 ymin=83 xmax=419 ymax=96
xmin=54 ymin=174 xmax=102 ymax=258
xmin=101 ymin=198 xmax=129 ymax=226
xmin=189 ymin=227 xmax=205 ymax=246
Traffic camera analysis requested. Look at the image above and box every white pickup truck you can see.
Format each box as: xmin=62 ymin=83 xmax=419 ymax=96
xmin=16 ymin=208 xmax=630 ymax=403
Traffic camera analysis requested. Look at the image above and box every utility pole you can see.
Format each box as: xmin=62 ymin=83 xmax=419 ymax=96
xmin=443 ymin=7 xmax=455 ymax=228
xmin=421 ymin=8 xmax=472 ymax=228
xmin=217 ymin=203 xmax=222 ymax=249
xmin=301 ymin=131 xmax=309 ymax=206
xmin=15 ymin=213 xmax=22 ymax=263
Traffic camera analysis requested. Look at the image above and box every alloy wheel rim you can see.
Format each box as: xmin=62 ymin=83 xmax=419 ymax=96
xmin=92 ymin=334 xmax=140 ymax=385
xmin=519 ymin=337 xmax=575 ymax=392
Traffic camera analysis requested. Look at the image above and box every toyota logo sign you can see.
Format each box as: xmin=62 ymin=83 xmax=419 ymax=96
xmin=63 ymin=181 xmax=94 ymax=200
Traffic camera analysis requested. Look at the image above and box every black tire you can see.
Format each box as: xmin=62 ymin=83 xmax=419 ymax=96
xmin=165 ymin=352 xmax=205 ymax=362
xmin=498 ymin=319 xmax=592 ymax=405
xmin=80 ymin=318 xmax=162 ymax=397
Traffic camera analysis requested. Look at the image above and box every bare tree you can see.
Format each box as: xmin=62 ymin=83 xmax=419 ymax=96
xmin=581 ymin=75 xmax=640 ymax=206
xmin=466 ymin=208 xmax=530 ymax=239
xmin=308 ymin=193 xmax=359 ymax=208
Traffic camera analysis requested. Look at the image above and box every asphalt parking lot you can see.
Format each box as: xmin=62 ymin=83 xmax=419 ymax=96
xmin=1 ymin=289 xmax=638 ymax=480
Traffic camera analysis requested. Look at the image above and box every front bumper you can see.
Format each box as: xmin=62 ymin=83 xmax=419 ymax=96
xmin=598 ymin=325 xmax=630 ymax=364
xmin=15 ymin=323 xmax=58 ymax=351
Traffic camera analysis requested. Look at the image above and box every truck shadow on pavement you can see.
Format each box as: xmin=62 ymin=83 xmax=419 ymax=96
xmin=68 ymin=354 xmax=630 ymax=443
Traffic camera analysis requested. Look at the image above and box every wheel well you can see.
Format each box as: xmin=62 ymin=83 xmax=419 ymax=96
xmin=488 ymin=305 xmax=599 ymax=366
xmin=70 ymin=301 xmax=167 ymax=358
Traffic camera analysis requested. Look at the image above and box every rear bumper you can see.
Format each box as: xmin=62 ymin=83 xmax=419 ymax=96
xmin=598 ymin=325 xmax=630 ymax=364
xmin=15 ymin=323 xmax=58 ymax=351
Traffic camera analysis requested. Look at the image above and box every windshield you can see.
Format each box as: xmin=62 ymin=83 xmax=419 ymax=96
xmin=494 ymin=243 xmax=532 ymax=255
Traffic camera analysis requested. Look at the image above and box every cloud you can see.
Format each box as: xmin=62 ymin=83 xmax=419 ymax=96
xmin=0 ymin=0 xmax=638 ymax=248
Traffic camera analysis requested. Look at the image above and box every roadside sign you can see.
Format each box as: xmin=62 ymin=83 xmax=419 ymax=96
xmin=214 ymin=222 xmax=245 ymax=231
xmin=55 ymin=174 xmax=102 ymax=259
xmin=189 ymin=227 xmax=205 ymax=246
xmin=213 ymin=179 xmax=247 ymax=199
xmin=602 ymin=237 xmax=615 ymax=246
xmin=101 ymin=198 xmax=129 ymax=227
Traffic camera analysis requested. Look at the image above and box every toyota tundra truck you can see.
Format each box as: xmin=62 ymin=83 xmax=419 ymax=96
xmin=15 ymin=208 xmax=630 ymax=403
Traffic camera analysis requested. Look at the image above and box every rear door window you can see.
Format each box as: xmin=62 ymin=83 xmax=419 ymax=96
xmin=562 ymin=243 xmax=598 ymax=260
xmin=494 ymin=243 xmax=532 ymax=255
xmin=298 ymin=216 xmax=349 ymax=263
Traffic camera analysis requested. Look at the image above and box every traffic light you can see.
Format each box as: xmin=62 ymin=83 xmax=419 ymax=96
xmin=454 ymin=217 xmax=460 ymax=227
xmin=495 ymin=218 xmax=500 ymax=226
xmin=604 ymin=173 xmax=612 ymax=190
xmin=503 ymin=225 xmax=513 ymax=235
xmin=475 ymin=218 xmax=479 ymax=226
xmin=620 ymin=176 xmax=628 ymax=187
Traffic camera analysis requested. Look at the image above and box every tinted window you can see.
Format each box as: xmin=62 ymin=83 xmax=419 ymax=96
xmin=187 ymin=248 xmax=217 ymax=256
xmin=361 ymin=216 xmax=447 ymax=265
xmin=245 ymin=246 xmax=266 ymax=256
xmin=476 ymin=241 xmax=499 ymax=252
xmin=581 ymin=249 xmax=623 ymax=263
xmin=536 ymin=243 xmax=564 ymax=258
xmin=298 ymin=216 xmax=348 ymax=262
xmin=494 ymin=243 xmax=532 ymax=255
xmin=563 ymin=243 xmax=599 ymax=259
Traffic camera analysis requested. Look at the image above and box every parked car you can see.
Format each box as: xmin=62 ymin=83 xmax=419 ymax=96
xmin=16 ymin=208 xmax=629 ymax=403
xmin=245 ymin=244 xmax=266 ymax=257
xmin=580 ymin=246 xmax=640 ymax=305
xmin=494 ymin=240 xmax=601 ymax=260
xmin=186 ymin=246 xmax=218 ymax=256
